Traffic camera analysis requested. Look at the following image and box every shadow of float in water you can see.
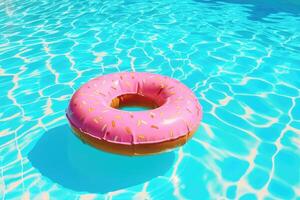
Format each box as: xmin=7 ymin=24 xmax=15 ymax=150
xmin=28 ymin=125 xmax=175 ymax=193
xmin=194 ymin=0 xmax=300 ymax=21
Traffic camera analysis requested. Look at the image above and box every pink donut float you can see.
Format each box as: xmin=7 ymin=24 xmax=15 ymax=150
xmin=66 ymin=72 xmax=202 ymax=155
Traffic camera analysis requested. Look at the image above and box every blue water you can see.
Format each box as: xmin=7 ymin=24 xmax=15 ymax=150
xmin=120 ymin=106 xmax=150 ymax=112
xmin=1 ymin=0 xmax=300 ymax=199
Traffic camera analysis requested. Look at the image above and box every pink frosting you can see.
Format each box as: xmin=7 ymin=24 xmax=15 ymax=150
xmin=66 ymin=72 xmax=202 ymax=145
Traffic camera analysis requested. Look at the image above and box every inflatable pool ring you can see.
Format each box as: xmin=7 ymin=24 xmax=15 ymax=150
xmin=66 ymin=72 xmax=202 ymax=155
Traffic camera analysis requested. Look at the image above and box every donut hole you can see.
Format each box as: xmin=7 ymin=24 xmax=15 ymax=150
xmin=110 ymin=93 xmax=162 ymax=111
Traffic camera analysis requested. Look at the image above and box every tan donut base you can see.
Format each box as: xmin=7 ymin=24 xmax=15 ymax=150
xmin=70 ymin=125 xmax=195 ymax=156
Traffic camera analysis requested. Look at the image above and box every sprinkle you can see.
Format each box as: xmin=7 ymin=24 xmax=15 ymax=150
xmin=125 ymin=127 xmax=132 ymax=134
xmin=88 ymin=107 xmax=94 ymax=112
xmin=138 ymin=135 xmax=145 ymax=140
xmin=120 ymin=75 xmax=123 ymax=80
xmin=114 ymin=135 xmax=119 ymax=141
xmin=170 ymin=130 xmax=174 ymax=137
xmin=82 ymin=100 xmax=87 ymax=105
xmin=96 ymin=117 xmax=103 ymax=123
xmin=151 ymin=125 xmax=159 ymax=129
xmin=137 ymin=119 xmax=142 ymax=127
xmin=93 ymin=118 xmax=99 ymax=124
xmin=111 ymin=86 xmax=117 ymax=90
xmin=102 ymin=124 xmax=108 ymax=132
xmin=150 ymin=113 xmax=155 ymax=118
xmin=130 ymin=114 xmax=134 ymax=118
xmin=112 ymin=120 xmax=116 ymax=128
xmin=98 ymin=92 xmax=106 ymax=97
xmin=160 ymin=112 xmax=164 ymax=116
xmin=115 ymin=115 xmax=122 ymax=119
xmin=186 ymin=108 xmax=192 ymax=113
xmin=141 ymin=120 xmax=148 ymax=125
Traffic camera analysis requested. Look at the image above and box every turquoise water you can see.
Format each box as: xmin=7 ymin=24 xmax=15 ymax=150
xmin=1 ymin=0 xmax=300 ymax=199
xmin=120 ymin=106 xmax=150 ymax=112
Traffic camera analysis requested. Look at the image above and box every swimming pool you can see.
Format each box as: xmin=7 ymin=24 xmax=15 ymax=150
xmin=0 ymin=0 xmax=300 ymax=199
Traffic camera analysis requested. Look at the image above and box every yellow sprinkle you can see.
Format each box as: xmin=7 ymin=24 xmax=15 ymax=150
xmin=112 ymin=120 xmax=116 ymax=128
xmin=160 ymin=112 xmax=164 ymax=116
xmin=138 ymin=135 xmax=145 ymax=140
xmin=170 ymin=92 xmax=176 ymax=95
xmin=88 ymin=107 xmax=94 ymax=112
xmin=115 ymin=115 xmax=122 ymax=119
xmin=137 ymin=119 xmax=142 ymax=127
xmin=125 ymin=127 xmax=132 ymax=134
xmin=151 ymin=125 xmax=159 ymax=129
